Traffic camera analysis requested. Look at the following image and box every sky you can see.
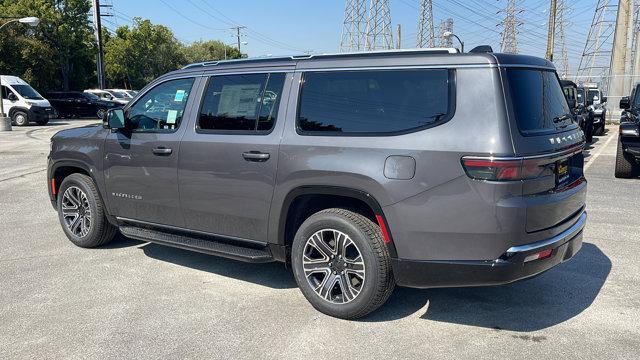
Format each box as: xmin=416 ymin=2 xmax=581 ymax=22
xmin=106 ymin=0 xmax=600 ymax=75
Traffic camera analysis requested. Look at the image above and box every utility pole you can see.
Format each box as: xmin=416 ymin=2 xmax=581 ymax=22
xmin=365 ymin=0 xmax=393 ymax=50
xmin=545 ymin=0 xmax=557 ymax=61
xmin=416 ymin=0 xmax=435 ymax=48
xmin=92 ymin=0 xmax=105 ymax=89
xmin=609 ymin=0 xmax=632 ymax=119
xmin=396 ymin=24 xmax=401 ymax=49
xmin=555 ymin=0 xmax=571 ymax=78
xmin=340 ymin=0 xmax=367 ymax=52
xmin=576 ymin=0 xmax=617 ymax=86
xmin=232 ymin=26 xmax=246 ymax=53
xmin=499 ymin=0 xmax=522 ymax=54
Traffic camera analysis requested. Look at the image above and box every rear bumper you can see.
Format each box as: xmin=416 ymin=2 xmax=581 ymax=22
xmin=392 ymin=211 xmax=586 ymax=288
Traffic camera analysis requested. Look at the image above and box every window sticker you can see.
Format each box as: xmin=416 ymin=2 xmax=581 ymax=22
xmin=174 ymin=89 xmax=186 ymax=102
xmin=217 ymin=84 xmax=261 ymax=117
xmin=166 ymin=110 xmax=178 ymax=124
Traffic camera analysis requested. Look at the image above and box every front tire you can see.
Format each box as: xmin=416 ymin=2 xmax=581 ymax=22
xmin=96 ymin=108 xmax=107 ymax=120
xmin=57 ymin=173 xmax=117 ymax=248
xmin=585 ymin=120 xmax=593 ymax=143
xmin=291 ymin=208 xmax=395 ymax=319
xmin=615 ymin=138 xmax=639 ymax=178
xmin=11 ymin=111 xmax=29 ymax=126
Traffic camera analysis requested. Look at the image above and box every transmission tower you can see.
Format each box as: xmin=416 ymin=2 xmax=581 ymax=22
xmin=554 ymin=0 xmax=571 ymax=78
xmin=340 ymin=0 xmax=367 ymax=52
xmin=365 ymin=0 xmax=393 ymax=50
xmin=435 ymin=18 xmax=453 ymax=47
xmin=576 ymin=0 xmax=617 ymax=87
xmin=499 ymin=0 xmax=522 ymax=54
xmin=416 ymin=0 xmax=435 ymax=48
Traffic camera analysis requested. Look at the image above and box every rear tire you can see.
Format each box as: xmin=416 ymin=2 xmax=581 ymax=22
xmin=11 ymin=111 xmax=29 ymax=126
xmin=585 ymin=120 xmax=593 ymax=143
xmin=57 ymin=173 xmax=117 ymax=248
xmin=291 ymin=208 xmax=395 ymax=319
xmin=36 ymin=118 xmax=49 ymax=126
xmin=615 ymin=138 xmax=639 ymax=178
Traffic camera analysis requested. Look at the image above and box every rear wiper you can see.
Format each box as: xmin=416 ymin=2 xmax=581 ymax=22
xmin=553 ymin=114 xmax=571 ymax=123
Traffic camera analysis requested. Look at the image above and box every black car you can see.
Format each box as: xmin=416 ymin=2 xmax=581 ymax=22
xmin=616 ymin=85 xmax=640 ymax=178
xmin=45 ymin=91 xmax=120 ymax=119
xmin=561 ymin=80 xmax=594 ymax=142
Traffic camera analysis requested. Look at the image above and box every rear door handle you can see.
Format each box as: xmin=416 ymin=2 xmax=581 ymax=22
xmin=152 ymin=147 xmax=172 ymax=155
xmin=242 ymin=151 xmax=270 ymax=162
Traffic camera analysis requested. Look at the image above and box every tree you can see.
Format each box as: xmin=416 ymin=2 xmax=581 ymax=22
xmin=0 ymin=0 xmax=96 ymax=92
xmin=182 ymin=40 xmax=243 ymax=64
xmin=104 ymin=18 xmax=186 ymax=89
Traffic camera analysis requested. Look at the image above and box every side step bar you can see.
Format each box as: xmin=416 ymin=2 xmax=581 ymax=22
xmin=119 ymin=226 xmax=274 ymax=263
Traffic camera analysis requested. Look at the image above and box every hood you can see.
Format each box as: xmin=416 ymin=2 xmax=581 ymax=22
xmin=28 ymin=99 xmax=52 ymax=107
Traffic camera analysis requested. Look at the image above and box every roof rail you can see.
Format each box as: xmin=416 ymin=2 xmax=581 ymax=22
xmin=181 ymin=48 xmax=461 ymax=69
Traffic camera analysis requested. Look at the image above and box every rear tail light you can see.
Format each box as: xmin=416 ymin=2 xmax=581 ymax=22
xmin=461 ymin=157 xmax=549 ymax=181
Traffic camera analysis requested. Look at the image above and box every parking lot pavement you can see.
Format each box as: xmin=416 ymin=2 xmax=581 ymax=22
xmin=0 ymin=122 xmax=638 ymax=359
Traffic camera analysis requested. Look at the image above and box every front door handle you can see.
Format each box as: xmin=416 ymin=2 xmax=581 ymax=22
xmin=242 ymin=151 xmax=270 ymax=162
xmin=152 ymin=147 xmax=172 ymax=155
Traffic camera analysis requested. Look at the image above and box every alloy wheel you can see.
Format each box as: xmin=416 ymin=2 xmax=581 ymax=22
xmin=61 ymin=186 xmax=92 ymax=238
xmin=302 ymin=229 xmax=366 ymax=304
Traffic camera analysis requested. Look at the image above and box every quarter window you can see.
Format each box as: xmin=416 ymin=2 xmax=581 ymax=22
xmin=297 ymin=69 xmax=452 ymax=135
xmin=127 ymin=78 xmax=195 ymax=132
xmin=198 ymin=73 xmax=286 ymax=132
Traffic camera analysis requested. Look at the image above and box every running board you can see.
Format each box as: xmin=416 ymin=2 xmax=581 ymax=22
xmin=119 ymin=226 xmax=274 ymax=263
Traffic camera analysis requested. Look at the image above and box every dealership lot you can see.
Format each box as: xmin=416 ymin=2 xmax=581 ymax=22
xmin=1 ymin=120 xmax=639 ymax=359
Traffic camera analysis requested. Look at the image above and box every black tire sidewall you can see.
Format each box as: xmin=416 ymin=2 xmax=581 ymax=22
xmin=291 ymin=212 xmax=383 ymax=318
xmin=57 ymin=175 xmax=102 ymax=247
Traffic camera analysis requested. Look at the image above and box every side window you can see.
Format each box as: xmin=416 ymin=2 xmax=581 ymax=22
xmin=1 ymin=86 xmax=16 ymax=100
xmin=297 ymin=69 xmax=452 ymax=135
xmin=127 ymin=78 xmax=195 ymax=132
xmin=198 ymin=73 xmax=285 ymax=132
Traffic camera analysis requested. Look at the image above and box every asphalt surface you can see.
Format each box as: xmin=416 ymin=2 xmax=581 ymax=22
xmin=1 ymin=120 xmax=638 ymax=359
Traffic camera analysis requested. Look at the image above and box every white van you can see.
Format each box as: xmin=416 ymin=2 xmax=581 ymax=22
xmin=1 ymin=75 xmax=56 ymax=126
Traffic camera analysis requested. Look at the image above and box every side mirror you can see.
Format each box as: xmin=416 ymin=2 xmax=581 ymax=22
xmin=620 ymin=96 xmax=631 ymax=110
xmin=7 ymin=93 xmax=18 ymax=102
xmin=601 ymin=96 xmax=607 ymax=103
xmin=104 ymin=108 xmax=126 ymax=130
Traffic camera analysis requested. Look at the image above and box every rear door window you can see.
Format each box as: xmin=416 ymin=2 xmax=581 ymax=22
xmin=506 ymin=69 xmax=575 ymax=135
xmin=198 ymin=73 xmax=286 ymax=133
xmin=297 ymin=69 xmax=453 ymax=135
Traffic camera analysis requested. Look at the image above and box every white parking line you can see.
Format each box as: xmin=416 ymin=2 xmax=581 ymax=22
xmin=584 ymin=130 xmax=617 ymax=171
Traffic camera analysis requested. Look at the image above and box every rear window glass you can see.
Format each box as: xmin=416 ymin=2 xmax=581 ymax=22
xmin=506 ymin=69 xmax=573 ymax=134
xmin=297 ymin=69 xmax=452 ymax=135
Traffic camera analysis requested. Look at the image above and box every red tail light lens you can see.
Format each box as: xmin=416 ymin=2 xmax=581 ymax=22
xmin=461 ymin=157 xmax=549 ymax=181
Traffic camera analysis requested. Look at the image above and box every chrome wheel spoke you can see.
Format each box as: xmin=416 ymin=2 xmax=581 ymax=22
xmin=61 ymin=186 xmax=92 ymax=238
xmin=302 ymin=228 xmax=366 ymax=305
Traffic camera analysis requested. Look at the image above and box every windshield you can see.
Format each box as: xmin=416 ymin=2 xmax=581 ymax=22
xmin=83 ymin=92 xmax=100 ymax=101
xmin=12 ymin=84 xmax=44 ymax=100
xmin=506 ymin=69 xmax=573 ymax=135
xmin=109 ymin=90 xmax=128 ymax=98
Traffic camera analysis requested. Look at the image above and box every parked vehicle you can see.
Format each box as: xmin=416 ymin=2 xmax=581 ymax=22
xmin=562 ymin=80 xmax=594 ymax=142
xmin=1 ymin=75 xmax=56 ymax=126
xmin=616 ymin=85 xmax=640 ymax=178
xmin=577 ymin=84 xmax=607 ymax=136
xmin=47 ymin=49 xmax=587 ymax=319
xmin=109 ymin=88 xmax=138 ymax=99
xmin=46 ymin=91 xmax=120 ymax=119
xmin=84 ymin=89 xmax=130 ymax=105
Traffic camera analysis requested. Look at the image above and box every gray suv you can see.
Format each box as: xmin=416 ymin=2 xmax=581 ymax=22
xmin=47 ymin=49 xmax=587 ymax=319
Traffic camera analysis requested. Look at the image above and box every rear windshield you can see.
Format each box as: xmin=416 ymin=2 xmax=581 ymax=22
xmin=506 ymin=69 xmax=574 ymax=135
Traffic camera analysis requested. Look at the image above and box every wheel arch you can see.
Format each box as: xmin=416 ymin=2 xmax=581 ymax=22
xmin=49 ymin=160 xmax=103 ymax=205
xmin=274 ymin=186 xmax=398 ymax=261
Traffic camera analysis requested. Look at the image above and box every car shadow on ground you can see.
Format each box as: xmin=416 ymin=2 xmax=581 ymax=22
xmin=139 ymin=242 xmax=297 ymax=289
xmin=364 ymin=243 xmax=611 ymax=331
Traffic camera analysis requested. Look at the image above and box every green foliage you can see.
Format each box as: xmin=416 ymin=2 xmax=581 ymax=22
xmin=0 ymin=0 xmax=96 ymax=92
xmin=0 ymin=1 xmax=245 ymax=92
xmin=182 ymin=39 xmax=243 ymax=64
